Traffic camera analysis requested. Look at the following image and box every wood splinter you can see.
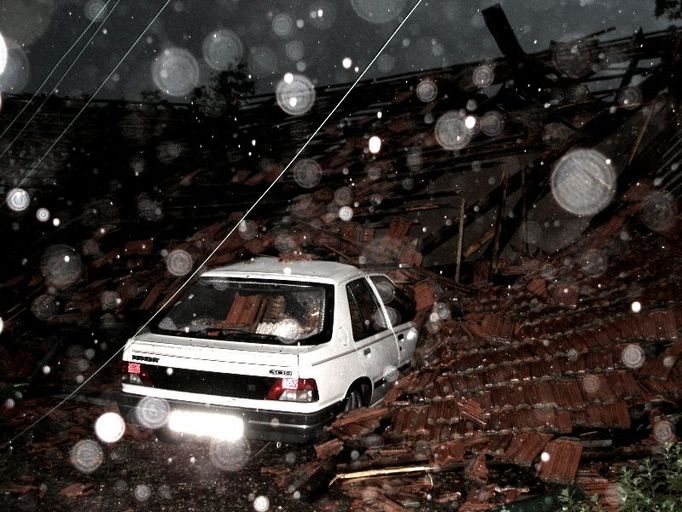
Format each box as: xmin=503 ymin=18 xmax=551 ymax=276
xmin=329 ymin=464 xmax=437 ymax=487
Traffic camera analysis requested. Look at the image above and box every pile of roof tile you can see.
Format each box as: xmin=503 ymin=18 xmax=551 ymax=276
xmin=268 ymin=208 xmax=680 ymax=510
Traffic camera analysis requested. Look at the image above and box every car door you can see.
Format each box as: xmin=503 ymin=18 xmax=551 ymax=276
xmin=345 ymin=277 xmax=400 ymax=388
xmin=368 ymin=274 xmax=417 ymax=368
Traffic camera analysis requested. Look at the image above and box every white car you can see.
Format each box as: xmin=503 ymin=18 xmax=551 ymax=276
xmin=118 ymin=257 xmax=418 ymax=443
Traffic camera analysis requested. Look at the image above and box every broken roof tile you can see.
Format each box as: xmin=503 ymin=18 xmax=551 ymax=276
xmin=537 ymin=438 xmax=583 ymax=484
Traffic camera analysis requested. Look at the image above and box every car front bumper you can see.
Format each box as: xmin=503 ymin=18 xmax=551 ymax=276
xmin=117 ymin=391 xmax=341 ymax=443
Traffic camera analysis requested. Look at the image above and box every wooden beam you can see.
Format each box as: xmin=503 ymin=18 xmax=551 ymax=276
xmin=455 ymin=198 xmax=465 ymax=283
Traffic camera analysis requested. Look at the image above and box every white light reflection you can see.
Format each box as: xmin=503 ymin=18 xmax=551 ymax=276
xmin=168 ymin=410 xmax=244 ymax=441
xmin=0 ymin=32 xmax=6 ymax=75
xmin=368 ymin=135 xmax=381 ymax=154
xmin=95 ymin=412 xmax=125 ymax=443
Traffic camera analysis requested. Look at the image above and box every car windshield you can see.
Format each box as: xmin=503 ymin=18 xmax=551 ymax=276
xmin=150 ymin=277 xmax=334 ymax=345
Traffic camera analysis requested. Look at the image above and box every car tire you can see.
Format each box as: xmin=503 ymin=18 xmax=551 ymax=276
xmin=343 ymin=386 xmax=365 ymax=412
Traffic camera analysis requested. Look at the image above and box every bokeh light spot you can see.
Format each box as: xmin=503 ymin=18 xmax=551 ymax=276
xmin=551 ymin=148 xmax=616 ymax=216
xmin=166 ymin=249 xmax=193 ymax=276
xmin=152 ymin=47 xmax=199 ymax=97
xmin=276 ymin=73 xmax=315 ymax=116
xmin=7 ymin=188 xmax=29 ymax=211
xmin=435 ymin=111 xmax=471 ymax=150
xmin=351 ymin=0 xmax=407 ymax=24
xmin=202 ymin=29 xmax=243 ymax=71
xmin=292 ymin=159 xmax=322 ymax=188
xmin=70 ymin=439 xmax=104 ymax=474
xmin=95 ymin=412 xmax=125 ymax=443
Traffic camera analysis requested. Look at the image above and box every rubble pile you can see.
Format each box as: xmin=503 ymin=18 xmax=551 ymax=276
xmin=266 ymin=210 xmax=681 ymax=511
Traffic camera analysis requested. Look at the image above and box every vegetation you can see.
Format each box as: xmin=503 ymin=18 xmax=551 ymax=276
xmin=618 ymin=442 xmax=682 ymax=512
xmin=558 ymin=488 xmax=605 ymax=512
xmin=559 ymin=443 xmax=682 ymax=512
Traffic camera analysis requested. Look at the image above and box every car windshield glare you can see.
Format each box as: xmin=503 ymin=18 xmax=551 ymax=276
xmin=151 ymin=277 xmax=333 ymax=345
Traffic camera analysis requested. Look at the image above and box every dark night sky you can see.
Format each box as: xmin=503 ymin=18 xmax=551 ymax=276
xmin=0 ymin=0 xmax=676 ymax=102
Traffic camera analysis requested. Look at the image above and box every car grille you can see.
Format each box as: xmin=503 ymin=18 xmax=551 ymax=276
xmin=144 ymin=366 xmax=275 ymax=400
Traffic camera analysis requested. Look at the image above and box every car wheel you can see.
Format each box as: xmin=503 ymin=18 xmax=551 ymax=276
xmin=343 ymin=387 xmax=365 ymax=412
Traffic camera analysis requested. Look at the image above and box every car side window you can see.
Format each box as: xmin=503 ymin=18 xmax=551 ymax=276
xmin=369 ymin=275 xmax=416 ymax=326
xmin=346 ymin=278 xmax=386 ymax=341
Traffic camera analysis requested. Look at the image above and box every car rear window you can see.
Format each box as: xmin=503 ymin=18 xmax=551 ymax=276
xmin=150 ymin=277 xmax=334 ymax=345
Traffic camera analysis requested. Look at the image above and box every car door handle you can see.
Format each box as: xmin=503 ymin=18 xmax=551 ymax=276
xmin=397 ymin=334 xmax=404 ymax=341
xmin=363 ymin=348 xmax=371 ymax=356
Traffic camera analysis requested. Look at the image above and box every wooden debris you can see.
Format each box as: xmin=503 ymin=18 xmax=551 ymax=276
xmin=326 ymin=413 xmax=387 ymax=445
xmin=330 ymin=464 xmax=436 ymax=486
xmin=465 ymin=452 xmax=489 ymax=485
xmin=314 ymin=439 xmax=343 ymax=460
xmin=0 ymin=482 xmax=39 ymax=494
xmin=58 ymin=483 xmax=95 ymax=497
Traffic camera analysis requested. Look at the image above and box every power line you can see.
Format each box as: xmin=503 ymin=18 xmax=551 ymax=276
xmin=0 ymin=0 xmax=122 ymax=162
xmin=1 ymin=0 xmax=173 ymax=211
xmin=0 ymin=0 xmax=424 ymax=448
xmin=0 ymin=0 xmax=117 ymax=147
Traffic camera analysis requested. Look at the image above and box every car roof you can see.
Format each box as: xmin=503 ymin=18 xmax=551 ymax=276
xmin=202 ymin=256 xmax=364 ymax=283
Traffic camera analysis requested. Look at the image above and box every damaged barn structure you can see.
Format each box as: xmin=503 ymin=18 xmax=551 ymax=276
xmin=0 ymin=4 xmax=681 ymax=511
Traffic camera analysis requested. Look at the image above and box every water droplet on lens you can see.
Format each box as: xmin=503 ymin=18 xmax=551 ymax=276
xmin=285 ymin=40 xmax=304 ymax=61
xmin=338 ymin=206 xmax=353 ymax=221
xmin=152 ymin=47 xmax=199 ymax=97
xmin=272 ymin=13 xmax=294 ymax=37
xmin=158 ymin=484 xmax=172 ymax=499
xmin=653 ymin=420 xmax=676 ymax=444
xmin=435 ymin=111 xmax=471 ymax=150
xmin=350 ymin=0 xmax=407 ymax=24
xmin=551 ymin=149 xmax=616 ymax=216
xmin=40 ymin=245 xmax=83 ymax=289
xmin=621 ymin=343 xmax=645 ymax=369
xmin=238 ymin=220 xmax=258 ymax=240
xmin=309 ymin=1 xmax=336 ymax=29
xmin=480 ymin=111 xmax=504 ymax=137
xmin=579 ymin=249 xmax=607 ymax=276
xmin=640 ymin=191 xmax=677 ymax=232
xmin=617 ymin=86 xmax=641 ymax=109
xmin=70 ymin=440 xmax=104 ymax=474
xmin=7 ymin=188 xmax=29 ymax=212
xmin=472 ymin=64 xmax=494 ymax=87
xmin=209 ymin=437 xmax=251 ymax=471
xmin=135 ymin=396 xmax=170 ymax=429
xmin=253 ymin=495 xmax=269 ymax=512
xmin=84 ymin=0 xmax=107 ymax=21
xmin=134 ymin=484 xmax=152 ymax=502
xmin=292 ymin=159 xmax=321 ymax=188
xmin=35 ymin=207 xmax=50 ymax=222
xmin=166 ymin=249 xmax=193 ymax=276
xmin=276 ymin=74 xmax=315 ymax=116
xmin=202 ymin=29 xmax=243 ymax=71
xmin=248 ymin=46 xmax=278 ymax=76
xmin=416 ymin=79 xmax=437 ymax=102
xmin=31 ymin=294 xmax=57 ymax=320
xmin=334 ymin=187 xmax=352 ymax=206
xmin=581 ymin=374 xmax=600 ymax=394
xmin=377 ymin=54 xmax=395 ymax=73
